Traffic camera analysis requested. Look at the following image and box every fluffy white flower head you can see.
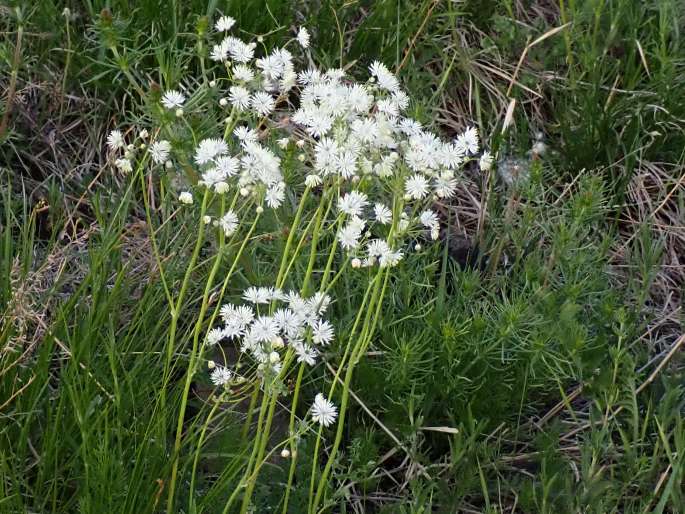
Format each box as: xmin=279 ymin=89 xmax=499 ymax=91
xmin=162 ymin=90 xmax=186 ymax=109
xmin=311 ymin=393 xmax=337 ymax=427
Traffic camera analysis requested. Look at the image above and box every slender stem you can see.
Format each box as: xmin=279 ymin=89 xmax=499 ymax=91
xmin=311 ymin=268 xmax=389 ymax=513
xmin=239 ymin=388 xmax=279 ymax=514
xmin=281 ymin=363 xmax=305 ymax=514
xmin=276 ymin=187 xmax=310 ymax=288
xmin=167 ymin=194 xmax=223 ymax=512
xmin=137 ymin=162 xmax=174 ymax=311
xmin=188 ymin=395 xmax=222 ymax=508
xmin=306 ymin=276 xmax=378 ymax=514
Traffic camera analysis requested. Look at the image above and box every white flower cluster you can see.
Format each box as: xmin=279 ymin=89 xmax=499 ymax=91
xmin=207 ymin=286 xmax=334 ymax=377
xmin=107 ymin=15 xmax=491 ymax=426
xmin=106 ymin=127 xmax=173 ymax=174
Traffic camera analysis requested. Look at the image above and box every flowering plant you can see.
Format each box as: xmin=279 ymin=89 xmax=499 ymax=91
xmin=106 ymin=13 xmax=490 ymax=513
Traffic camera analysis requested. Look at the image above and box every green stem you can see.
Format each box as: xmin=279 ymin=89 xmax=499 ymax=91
xmin=161 ymin=190 xmax=209 ymax=414
xmin=311 ymin=268 xmax=390 ymax=513
xmin=188 ymin=394 xmax=222 ymax=509
xmin=306 ymin=275 xmax=378 ymax=514
xmin=281 ymin=363 xmax=305 ymax=514
xmin=276 ymin=187 xmax=310 ymax=288
xmin=167 ymin=194 xmax=224 ymax=513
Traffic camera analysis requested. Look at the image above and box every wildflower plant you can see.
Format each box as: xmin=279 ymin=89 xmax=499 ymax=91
xmin=105 ymin=14 xmax=489 ymax=514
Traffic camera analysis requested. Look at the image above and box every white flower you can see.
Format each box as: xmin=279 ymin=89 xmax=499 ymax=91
xmin=250 ymin=315 xmax=279 ymax=343
xmin=179 ymin=191 xmax=193 ymax=204
xmin=232 ymin=64 xmax=254 ymax=82
xmin=391 ymin=90 xmax=409 ymax=110
xmin=207 ymin=327 xmax=224 ymax=345
xmin=311 ymin=319 xmax=334 ymax=345
xmin=210 ymin=40 xmax=229 ymax=61
xmin=210 ymin=366 xmax=232 ymax=386
xmin=221 ymin=304 xmax=255 ymax=329
xmin=311 ymin=393 xmax=337 ymax=427
xmin=234 ymin=125 xmax=258 ymax=144
xmin=195 ymin=138 xmax=228 ymax=165
xmin=347 ymin=84 xmax=373 ymax=113
xmin=420 ymin=210 xmax=439 ymax=229
xmin=337 ymin=223 xmax=362 ymax=250
xmin=162 ymin=90 xmax=185 ymax=109
xmin=296 ymin=26 xmax=310 ymax=48
xmin=374 ymin=203 xmax=392 ymax=224
xmin=250 ymin=91 xmax=276 ymax=116
xmin=335 ymin=151 xmax=358 ymax=179
xmin=338 ymin=191 xmax=368 ymax=217
xmin=107 ymin=129 xmax=124 ymax=150
xmin=219 ymin=210 xmax=239 ymax=236
xmin=376 ymin=98 xmax=399 ymax=118
xmin=243 ymin=286 xmax=271 ymax=304
xmin=369 ymin=61 xmax=399 ymax=92
xmin=379 ymin=248 xmax=403 ymax=268
xmin=222 ymin=323 xmax=245 ymax=340
xmin=266 ymin=182 xmax=285 ymax=208
xmin=480 ymin=150 xmax=494 ymax=171
xmin=404 ymin=174 xmax=429 ymax=200
xmin=305 ymin=174 xmax=323 ymax=187
xmin=215 ymin=15 xmax=236 ymax=32
xmin=115 ymin=158 xmax=132 ymax=173
xmin=229 ymin=86 xmax=251 ymax=111
xmin=434 ymin=174 xmax=457 ymax=199
xmin=457 ymin=126 xmax=479 ymax=155
xmin=294 ymin=341 xmax=318 ymax=366
xmin=227 ymin=38 xmax=256 ymax=63
xmin=149 ymin=140 xmax=171 ymax=164
xmin=367 ymin=239 xmax=390 ymax=259
xmin=215 ymin=155 xmax=239 ymax=177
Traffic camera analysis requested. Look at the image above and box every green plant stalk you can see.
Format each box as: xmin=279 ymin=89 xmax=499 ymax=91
xmin=109 ymin=45 xmax=146 ymax=99
xmin=222 ymin=382 xmax=269 ymax=513
xmin=59 ymin=11 xmax=72 ymax=122
xmin=282 ymin=192 xmax=336 ymax=514
xmin=312 ymin=268 xmax=390 ymax=513
xmin=188 ymin=394 xmax=222 ymax=509
xmin=236 ymin=187 xmax=314 ymax=511
xmin=161 ymin=190 xmax=209 ymax=412
xmin=170 ymin=199 xmax=258 ymax=511
xmin=239 ymin=384 xmax=280 ymax=514
xmin=307 ymin=274 xmax=379 ymax=514
xmin=276 ymin=187 xmax=311 ymax=288
xmin=280 ymin=362 xmax=305 ymax=514
xmin=167 ymin=193 xmax=225 ymax=513
xmin=137 ymin=163 xmax=174 ymax=311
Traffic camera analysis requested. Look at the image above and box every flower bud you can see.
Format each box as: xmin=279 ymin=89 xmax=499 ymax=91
xmin=280 ymin=448 xmax=291 ymax=458
xmin=207 ymin=360 xmax=216 ymax=369
xmin=175 ymin=108 xmax=184 ymax=117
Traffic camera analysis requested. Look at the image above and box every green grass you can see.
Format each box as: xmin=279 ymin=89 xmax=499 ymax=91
xmin=2 ymin=1 xmax=684 ymax=513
